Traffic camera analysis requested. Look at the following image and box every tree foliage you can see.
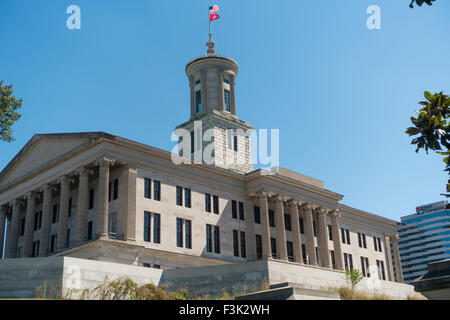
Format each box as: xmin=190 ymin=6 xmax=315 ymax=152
xmin=345 ymin=268 xmax=363 ymax=291
xmin=0 ymin=80 xmax=22 ymax=142
xmin=406 ymin=91 xmax=450 ymax=196
xmin=409 ymin=0 xmax=436 ymax=8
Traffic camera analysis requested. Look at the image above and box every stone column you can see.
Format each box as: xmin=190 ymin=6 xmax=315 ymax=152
xmin=230 ymin=74 xmax=236 ymax=115
xmin=273 ymin=196 xmax=288 ymax=261
xmin=201 ymin=71 xmax=207 ymax=112
xmin=56 ymin=176 xmax=71 ymax=250
xmin=218 ymin=70 xmax=224 ymax=111
xmin=0 ymin=206 xmax=7 ymax=259
xmin=316 ymin=207 xmax=331 ymax=268
xmin=75 ymin=167 xmax=90 ymax=243
xmin=244 ymin=199 xmax=256 ymax=260
xmin=288 ymin=200 xmax=303 ymax=263
xmin=96 ymin=158 xmax=114 ymax=239
xmin=22 ymin=193 xmax=37 ymax=257
xmin=257 ymin=191 xmax=271 ymax=260
xmin=391 ymin=234 xmax=404 ymax=283
xmin=330 ymin=209 xmax=344 ymax=270
xmin=120 ymin=165 xmax=137 ymax=241
xmin=189 ymin=76 xmax=195 ymax=117
xmin=39 ymin=184 xmax=53 ymax=256
xmin=6 ymin=199 xmax=21 ymax=258
xmin=384 ymin=235 xmax=395 ymax=282
xmin=301 ymin=204 xmax=317 ymax=265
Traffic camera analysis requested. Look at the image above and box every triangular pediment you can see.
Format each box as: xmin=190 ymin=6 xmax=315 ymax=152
xmin=0 ymin=133 xmax=110 ymax=188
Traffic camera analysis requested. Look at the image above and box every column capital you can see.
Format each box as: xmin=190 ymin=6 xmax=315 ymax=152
xmin=390 ymin=234 xmax=400 ymax=243
xmin=9 ymin=198 xmax=23 ymax=208
xmin=96 ymin=157 xmax=115 ymax=168
xmin=330 ymin=209 xmax=342 ymax=219
xmin=314 ymin=207 xmax=331 ymax=216
xmin=57 ymin=175 xmax=73 ymax=186
xmin=25 ymin=191 xmax=39 ymax=201
xmin=249 ymin=190 xmax=275 ymax=200
xmin=286 ymin=199 xmax=300 ymax=208
xmin=76 ymin=166 xmax=93 ymax=177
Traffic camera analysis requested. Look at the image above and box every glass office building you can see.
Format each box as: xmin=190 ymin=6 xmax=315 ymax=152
xmin=398 ymin=200 xmax=450 ymax=284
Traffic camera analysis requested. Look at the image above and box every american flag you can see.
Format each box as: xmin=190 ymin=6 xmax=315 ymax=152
xmin=209 ymin=5 xmax=219 ymax=14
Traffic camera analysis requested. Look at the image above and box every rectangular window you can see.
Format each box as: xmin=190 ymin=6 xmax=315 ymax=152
xmin=66 ymin=229 xmax=71 ymax=248
xmin=143 ymin=263 xmax=151 ymax=268
xmin=108 ymin=182 xmax=112 ymax=202
xmin=232 ymin=200 xmax=237 ymax=219
xmin=341 ymin=228 xmax=346 ymax=244
xmin=233 ymin=135 xmax=238 ymax=152
xmin=176 ymin=218 xmax=183 ymax=248
xmin=284 ymin=214 xmax=291 ymax=231
xmin=328 ymin=225 xmax=333 ymax=241
xmin=358 ymin=231 xmax=363 ymax=247
xmin=269 ymin=210 xmax=275 ymax=227
xmin=362 ymin=234 xmax=367 ymax=248
xmin=313 ymin=221 xmax=317 ymax=237
xmin=34 ymin=212 xmax=40 ymax=231
xmin=32 ymin=240 xmax=40 ymax=258
xmin=344 ymin=253 xmax=353 ymax=270
xmin=195 ymin=90 xmax=202 ymax=113
xmin=205 ymin=193 xmax=211 ymax=212
xmin=38 ymin=211 xmax=42 ymax=230
xmin=144 ymin=178 xmax=152 ymax=199
xmin=287 ymin=241 xmax=294 ymax=262
xmin=153 ymin=180 xmax=161 ymax=201
xmin=214 ymin=226 xmax=221 ymax=254
xmin=213 ymin=195 xmax=219 ymax=214
xmin=184 ymin=188 xmax=191 ymax=208
xmin=302 ymin=244 xmax=307 ymax=264
xmin=50 ymin=235 xmax=56 ymax=253
xmin=361 ymin=257 xmax=370 ymax=277
xmin=377 ymin=260 xmax=386 ymax=280
xmin=224 ymin=89 xmax=231 ymax=112
xmin=254 ymin=206 xmax=261 ymax=224
xmin=256 ymin=235 xmax=262 ymax=260
xmin=271 ymin=237 xmax=277 ymax=259
xmin=185 ymin=220 xmax=192 ymax=249
xmin=144 ymin=211 xmax=151 ymax=242
xmin=52 ymin=204 xmax=59 ymax=224
xmin=374 ymin=236 xmax=378 ymax=251
xmin=176 ymin=186 xmax=183 ymax=206
xmin=240 ymin=231 xmax=246 ymax=258
xmin=238 ymin=202 xmax=245 ymax=220
xmin=89 ymin=189 xmax=95 ymax=209
xmin=113 ymin=179 xmax=119 ymax=200
xmin=233 ymin=230 xmax=239 ymax=257
xmin=153 ymin=213 xmax=161 ymax=244
xmin=68 ymin=198 xmax=72 ymax=217
xmin=299 ymin=217 xmax=304 ymax=234
xmin=206 ymin=224 xmax=212 ymax=253
xmin=378 ymin=238 xmax=382 ymax=252
xmin=346 ymin=230 xmax=351 ymax=245
xmin=87 ymin=221 xmax=93 ymax=240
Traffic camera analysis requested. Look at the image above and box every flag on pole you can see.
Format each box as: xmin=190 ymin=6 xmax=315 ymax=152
xmin=209 ymin=5 xmax=219 ymax=14
xmin=209 ymin=13 xmax=220 ymax=22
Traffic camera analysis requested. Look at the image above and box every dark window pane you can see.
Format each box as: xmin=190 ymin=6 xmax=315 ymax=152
xmin=232 ymin=200 xmax=237 ymax=219
xmin=284 ymin=214 xmax=291 ymax=231
xmin=144 ymin=178 xmax=152 ymax=199
xmin=176 ymin=218 xmax=183 ymax=247
xmin=176 ymin=186 xmax=183 ymax=206
xmin=213 ymin=195 xmax=219 ymax=214
xmin=224 ymin=89 xmax=231 ymax=112
xmin=269 ymin=210 xmax=275 ymax=227
xmin=153 ymin=213 xmax=161 ymax=243
xmin=113 ymin=179 xmax=119 ymax=200
xmin=87 ymin=221 xmax=93 ymax=240
xmin=254 ymin=206 xmax=261 ymax=224
xmin=185 ymin=189 xmax=191 ymax=208
xmin=240 ymin=231 xmax=246 ymax=258
xmin=205 ymin=193 xmax=211 ymax=212
xmin=144 ymin=212 xmax=151 ymax=242
xmin=195 ymin=90 xmax=202 ymax=113
xmin=328 ymin=225 xmax=333 ymax=241
xmin=239 ymin=202 xmax=245 ymax=220
xmin=214 ymin=226 xmax=220 ymax=253
xmin=299 ymin=218 xmax=304 ymax=234
xmin=206 ymin=224 xmax=212 ymax=253
xmin=287 ymin=241 xmax=294 ymax=261
xmin=154 ymin=180 xmax=161 ymax=201
xmin=89 ymin=189 xmax=95 ymax=209
xmin=271 ymin=238 xmax=277 ymax=258
xmin=185 ymin=220 xmax=192 ymax=249
xmin=256 ymin=235 xmax=262 ymax=260
xmin=233 ymin=230 xmax=239 ymax=257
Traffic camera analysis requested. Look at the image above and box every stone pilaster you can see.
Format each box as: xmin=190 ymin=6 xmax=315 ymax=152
xmin=75 ymin=167 xmax=91 ymax=243
xmin=189 ymin=76 xmax=195 ymax=117
xmin=201 ymin=71 xmax=207 ymax=112
xmin=39 ymin=184 xmax=53 ymax=256
xmin=301 ymin=204 xmax=317 ymax=265
xmin=316 ymin=207 xmax=331 ymax=268
xmin=96 ymin=158 xmax=114 ymax=239
xmin=257 ymin=191 xmax=271 ymax=260
xmin=120 ymin=165 xmax=137 ymax=241
xmin=0 ymin=206 xmax=7 ymax=259
xmin=244 ymin=199 xmax=256 ymax=260
xmin=384 ymin=234 xmax=395 ymax=282
xmin=218 ymin=70 xmax=224 ymax=111
xmin=272 ymin=196 xmax=288 ymax=261
xmin=56 ymin=176 xmax=71 ymax=250
xmin=391 ymin=234 xmax=404 ymax=283
xmin=330 ymin=209 xmax=344 ymax=270
xmin=6 ymin=199 xmax=22 ymax=258
xmin=22 ymin=192 xmax=37 ymax=257
xmin=230 ymin=74 xmax=236 ymax=115
xmin=287 ymin=200 xmax=303 ymax=263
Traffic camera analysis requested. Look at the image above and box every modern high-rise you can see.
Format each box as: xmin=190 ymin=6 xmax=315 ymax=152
xmin=398 ymin=200 xmax=450 ymax=284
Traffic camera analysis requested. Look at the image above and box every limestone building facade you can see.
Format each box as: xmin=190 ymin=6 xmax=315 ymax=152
xmin=0 ymin=37 xmax=404 ymax=285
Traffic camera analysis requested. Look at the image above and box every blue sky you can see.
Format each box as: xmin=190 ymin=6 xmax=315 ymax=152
xmin=0 ymin=0 xmax=449 ymax=223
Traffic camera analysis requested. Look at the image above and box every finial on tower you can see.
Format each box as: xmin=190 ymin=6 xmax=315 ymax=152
xmin=206 ymin=33 xmax=216 ymax=55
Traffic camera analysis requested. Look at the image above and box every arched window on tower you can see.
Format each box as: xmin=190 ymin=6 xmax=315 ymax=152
xmin=224 ymin=89 xmax=230 ymax=112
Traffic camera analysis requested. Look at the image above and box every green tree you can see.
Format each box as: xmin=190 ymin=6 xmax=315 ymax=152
xmin=405 ymin=91 xmax=450 ymax=196
xmin=0 ymin=80 xmax=22 ymax=142
xmin=345 ymin=268 xmax=363 ymax=291
xmin=409 ymin=0 xmax=436 ymax=8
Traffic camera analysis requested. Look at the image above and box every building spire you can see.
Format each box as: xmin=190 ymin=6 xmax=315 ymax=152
xmin=206 ymin=33 xmax=216 ymax=55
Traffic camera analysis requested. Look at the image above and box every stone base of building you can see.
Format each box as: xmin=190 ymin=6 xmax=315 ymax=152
xmin=0 ymin=255 xmax=423 ymax=300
